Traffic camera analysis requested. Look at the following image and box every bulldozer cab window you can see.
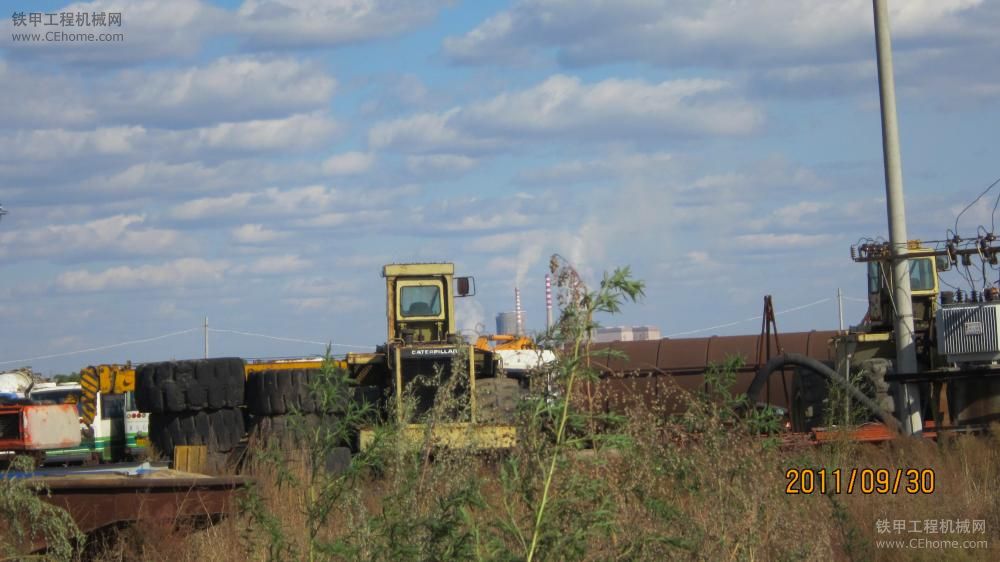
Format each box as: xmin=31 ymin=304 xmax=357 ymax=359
xmin=868 ymin=262 xmax=881 ymax=294
xmin=868 ymin=259 xmax=936 ymax=294
xmin=400 ymin=284 xmax=442 ymax=318
xmin=909 ymin=258 xmax=935 ymax=292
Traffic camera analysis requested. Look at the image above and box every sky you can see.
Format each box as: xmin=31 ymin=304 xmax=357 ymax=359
xmin=1 ymin=0 xmax=999 ymax=375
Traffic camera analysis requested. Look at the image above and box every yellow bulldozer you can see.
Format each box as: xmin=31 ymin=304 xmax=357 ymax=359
xmin=346 ymin=263 xmax=526 ymax=450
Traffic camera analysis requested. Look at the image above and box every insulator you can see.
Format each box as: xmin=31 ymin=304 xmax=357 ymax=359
xmin=972 ymin=290 xmax=979 ymax=303
xmin=956 ymin=288 xmax=964 ymax=302
xmin=850 ymin=246 xmax=857 ymax=260
xmin=947 ymin=242 xmax=958 ymax=265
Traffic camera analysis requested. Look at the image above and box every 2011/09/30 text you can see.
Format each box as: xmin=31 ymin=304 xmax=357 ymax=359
xmin=785 ymin=468 xmax=935 ymax=495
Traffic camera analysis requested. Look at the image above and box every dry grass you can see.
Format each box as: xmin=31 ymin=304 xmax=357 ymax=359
xmin=80 ymin=411 xmax=1000 ymax=562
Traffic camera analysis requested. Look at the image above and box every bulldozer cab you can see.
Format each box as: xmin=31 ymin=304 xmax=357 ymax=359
xmin=866 ymin=250 xmax=940 ymax=332
xmin=384 ymin=263 xmax=461 ymax=344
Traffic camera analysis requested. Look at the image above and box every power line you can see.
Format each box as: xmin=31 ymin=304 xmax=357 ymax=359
xmin=207 ymin=328 xmax=372 ymax=349
xmin=955 ymin=175 xmax=1000 ymax=236
xmin=664 ymin=297 xmax=832 ymax=338
xmin=0 ymin=328 xmax=200 ymax=366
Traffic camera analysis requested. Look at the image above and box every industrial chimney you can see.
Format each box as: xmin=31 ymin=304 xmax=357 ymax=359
xmin=545 ymin=274 xmax=553 ymax=330
xmin=514 ymin=286 xmax=524 ymax=336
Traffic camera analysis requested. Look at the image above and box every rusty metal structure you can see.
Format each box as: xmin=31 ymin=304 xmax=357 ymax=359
xmin=586 ymin=328 xmax=837 ymax=418
xmin=11 ymin=464 xmax=248 ymax=553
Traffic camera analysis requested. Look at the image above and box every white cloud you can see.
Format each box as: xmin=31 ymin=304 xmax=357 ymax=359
xmin=445 ymin=1 xmax=1000 ymax=101
xmin=405 ymin=154 xmax=478 ymax=177
xmin=0 ymin=113 xmax=337 ymax=166
xmin=0 ymin=63 xmax=96 ymax=130
xmin=106 ymin=56 xmax=336 ymax=127
xmin=464 ymin=75 xmax=759 ymax=137
xmin=282 ymin=297 xmax=332 ymax=312
xmin=236 ymin=0 xmax=453 ymax=48
xmin=182 ymin=112 xmax=339 ymax=152
xmin=518 ymin=151 xmax=675 ymax=185
xmin=263 ymin=185 xmax=338 ymax=213
xmin=371 ymin=75 xmax=761 ymax=153
xmin=241 ymin=254 xmax=312 ymax=275
xmin=466 ymin=232 xmax=530 ymax=253
xmin=322 ymin=151 xmax=375 ymax=175
xmin=74 ymin=159 xmax=316 ymax=198
xmin=168 ymin=185 xmax=416 ymax=225
xmin=0 ymin=214 xmax=184 ymax=261
xmin=0 ymin=127 xmax=146 ymax=162
xmin=293 ymin=209 xmax=393 ymax=229
xmin=284 ymin=277 xmax=361 ymax=296
xmin=56 ymin=258 xmax=229 ymax=292
xmin=733 ymin=233 xmax=836 ymax=250
xmin=171 ymin=193 xmax=256 ymax=220
xmin=445 ymin=0 xmax=986 ymax=68
xmin=231 ymin=224 xmax=287 ymax=244
xmin=370 ymin=109 xmax=504 ymax=154
xmin=747 ymin=202 xmax=831 ymax=231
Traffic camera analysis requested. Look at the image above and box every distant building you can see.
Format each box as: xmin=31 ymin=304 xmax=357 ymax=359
xmin=496 ymin=312 xmax=519 ymax=336
xmin=593 ymin=325 xmax=661 ymax=343
xmin=631 ymin=326 xmax=661 ymax=341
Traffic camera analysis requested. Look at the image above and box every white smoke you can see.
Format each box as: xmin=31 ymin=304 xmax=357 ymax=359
xmin=514 ymin=238 xmax=545 ymax=288
xmin=455 ymin=297 xmax=486 ymax=339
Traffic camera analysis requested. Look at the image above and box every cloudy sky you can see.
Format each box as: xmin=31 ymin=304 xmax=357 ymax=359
xmin=2 ymin=0 xmax=999 ymax=374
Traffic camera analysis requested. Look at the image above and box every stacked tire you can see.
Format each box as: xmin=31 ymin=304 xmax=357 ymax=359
xmin=136 ymin=358 xmax=246 ymax=456
xmin=245 ymin=369 xmax=381 ymax=447
xmin=247 ymin=369 xmax=330 ymax=447
xmin=246 ymin=369 xmax=327 ymax=417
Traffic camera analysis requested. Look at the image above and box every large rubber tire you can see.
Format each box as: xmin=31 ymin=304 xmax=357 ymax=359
xmin=475 ymin=377 xmax=525 ymax=423
xmin=149 ymin=411 xmax=206 ymax=455
xmin=747 ymin=353 xmax=899 ymax=433
xmin=149 ymin=408 xmax=246 ymax=456
xmin=210 ymin=408 xmax=245 ymax=452
xmin=353 ymin=385 xmax=382 ymax=408
xmin=247 ymin=370 xmax=329 ymax=416
xmin=219 ymin=357 xmax=246 ymax=408
xmin=135 ymin=363 xmax=160 ymax=413
xmin=137 ymin=358 xmax=246 ymax=414
xmin=249 ymin=413 xmax=336 ymax=449
xmin=201 ymin=357 xmax=245 ymax=409
xmin=247 ymin=414 xmax=355 ymax=468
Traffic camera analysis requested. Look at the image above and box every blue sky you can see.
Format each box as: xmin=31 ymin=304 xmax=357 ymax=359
xmin=1 ymin=0 xmax=999 ymax=375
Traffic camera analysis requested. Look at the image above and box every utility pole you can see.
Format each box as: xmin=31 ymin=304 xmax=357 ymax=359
xmin=204 ymin=316 xmax=209 ymax=359
xmin=873 ymin=0 xmax=922 ymax=435
xmin=837 ymin=288 xmax=845 ymax=332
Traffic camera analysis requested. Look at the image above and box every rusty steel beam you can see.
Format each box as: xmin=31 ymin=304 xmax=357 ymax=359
xmin=585 ymin=331 xmax=838 ymax=413
xmin=27 ymin=473 xmax=249 ymax=552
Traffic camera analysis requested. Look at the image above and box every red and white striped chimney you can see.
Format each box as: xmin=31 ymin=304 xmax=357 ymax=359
xmin=545 ymin=274 xmax=553 ymax=330
xmin=514 ymin=286 xmax=524 ymax=336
